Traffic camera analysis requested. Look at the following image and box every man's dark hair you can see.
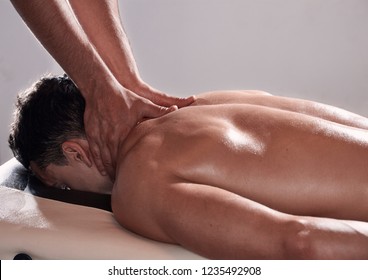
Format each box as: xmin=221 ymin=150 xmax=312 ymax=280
xmin=8 ymin=74 xmax=86 ymax=170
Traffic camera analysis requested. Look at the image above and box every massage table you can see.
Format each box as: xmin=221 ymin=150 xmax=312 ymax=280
xmin=0 ymin=158 xmax=203 ymax=260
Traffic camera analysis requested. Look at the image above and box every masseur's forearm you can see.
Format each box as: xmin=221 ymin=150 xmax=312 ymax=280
xmin=10 ymin=0 xmax=115 ymax=99
xmin=68 ymin=0 xmax=142 ymax=91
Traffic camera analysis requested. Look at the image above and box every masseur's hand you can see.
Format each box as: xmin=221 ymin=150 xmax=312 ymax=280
xmin=11 ymin=0 xmax=195 ymax=177
xmin=85 ymin=81 xmax=195 ymax=178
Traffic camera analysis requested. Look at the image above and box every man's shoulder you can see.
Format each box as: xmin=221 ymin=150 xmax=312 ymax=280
xmin=193 ymin=90 xmax=272 ymax=105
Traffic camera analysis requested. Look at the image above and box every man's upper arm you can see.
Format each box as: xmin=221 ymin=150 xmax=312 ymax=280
xmin=155 ymin=182 xmax=293 ymax=259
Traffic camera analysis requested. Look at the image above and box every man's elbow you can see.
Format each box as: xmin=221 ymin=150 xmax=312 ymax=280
xmin=282 ymin=219 xmax=319 ymax=259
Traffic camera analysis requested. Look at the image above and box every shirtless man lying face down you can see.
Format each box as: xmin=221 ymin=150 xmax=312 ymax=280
xmin=9 ymin=75 xmax=368 ymax=259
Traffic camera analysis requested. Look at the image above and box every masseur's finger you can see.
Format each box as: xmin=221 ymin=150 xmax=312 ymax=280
xmin=133 ymin=84 xmax=196 ymax=108
xmin=138 ymin=102 xmax=179 ymax=120
xmin=146 ymin=92 xmax=195 ymax=108
xmin=84 ymin=105 xmax=109 ymax=176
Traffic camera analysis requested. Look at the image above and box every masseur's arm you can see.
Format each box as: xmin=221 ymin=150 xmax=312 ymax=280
xmin=68 ymin=0 xmax=182 ymax=103
xmin=10 ymin=0 xmax=194 ymax=177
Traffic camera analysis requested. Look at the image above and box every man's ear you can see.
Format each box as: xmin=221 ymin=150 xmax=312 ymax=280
xmin=61 ymin=140 xmax=93 ymax=167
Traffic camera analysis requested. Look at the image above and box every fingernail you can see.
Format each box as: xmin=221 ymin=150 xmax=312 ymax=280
xmin=169 ymin=105 xmax=178 ymax=112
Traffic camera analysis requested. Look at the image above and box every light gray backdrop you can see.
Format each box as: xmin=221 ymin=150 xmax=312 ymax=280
xmin=1 ymin=0 xmax=368 ymax=164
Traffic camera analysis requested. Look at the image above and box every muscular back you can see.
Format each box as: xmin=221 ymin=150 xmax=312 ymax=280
xmin=112 ymin=90 xmax=368 ymax=249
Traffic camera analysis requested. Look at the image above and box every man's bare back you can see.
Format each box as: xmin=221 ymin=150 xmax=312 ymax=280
xmin=111 ymin=90 xmax=368 ymax=259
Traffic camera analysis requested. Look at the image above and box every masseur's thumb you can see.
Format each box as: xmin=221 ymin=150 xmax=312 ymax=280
xmin=142 ymin=103 xmax=178 ymax=119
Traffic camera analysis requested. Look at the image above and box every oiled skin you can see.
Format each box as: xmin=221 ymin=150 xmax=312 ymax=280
xmin=112 ymin=90 xmax=368 ymax=259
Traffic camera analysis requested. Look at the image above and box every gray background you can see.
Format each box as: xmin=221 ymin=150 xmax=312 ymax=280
xmin=1 ymin=0 xmax=368 ymax=164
